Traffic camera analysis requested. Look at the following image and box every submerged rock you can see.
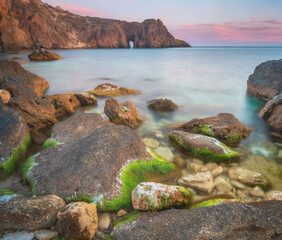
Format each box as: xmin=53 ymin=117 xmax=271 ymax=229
xmin=264 ymin=191 xmax=282 ymax=200
xmin=155 ymin=146 xmax=174 ymax=162
xmin=228 ymin=166 xmax=268 ymax=186
xmin=147 ymin=98 xmax=178 ymax=112
xmin=28 ymin=49 xmax=62 ymax=61
xmin=111 ymin=200 xmax=282 ymax=240
xmin=247 ymin=59 xmax=282 ymax=101
xmin=169 ymin=131 xmax=240 ymax=162
xmin=1 ymin=231 xmax=34 ymax=240
xmin=56 ymin=202 xmax=98 ymax=240
xmin=88 ymin=83 xmax=141 ymax=97
xmin=98 ymin=213 xmax=111 ymax=231
xmin=0 ymin=89 xmax=11 ymax=104
xmin=0 ymin=103 xmax=30 ymax=178
xmin=131 ymin=182 xmax=190 ymax=211
xmin=179 ymin=113 xmax=250 ymax=144
xmin=22 ymin=125 xmax=175 ymax=211
xmin=34 ymin=229 xmax=58 ymax=240
xmin=143 ymin=138 xmax=160 ymax=149
xmin=0 ymin=195 xmax=65 ymax=230
xmin=104 ymin=98 xmax=143 ymax=129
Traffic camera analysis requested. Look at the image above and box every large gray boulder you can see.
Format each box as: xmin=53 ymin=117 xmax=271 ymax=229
xmin=111 ymin=200 xmax=282 ymax=240
xmin=247 ymin=59 xmax=282 ymax=101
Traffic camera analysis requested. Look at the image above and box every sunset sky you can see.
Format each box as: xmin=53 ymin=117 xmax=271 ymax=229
xmin=43 ymin=0 xmax=282 ymax=46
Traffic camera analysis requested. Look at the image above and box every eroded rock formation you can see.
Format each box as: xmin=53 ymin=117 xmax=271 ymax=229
xmin=0 ymin=0 xmax=190 ymax=52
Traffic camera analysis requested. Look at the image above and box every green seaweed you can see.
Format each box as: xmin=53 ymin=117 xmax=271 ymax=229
xmin=113 ymin=210 xmax=140 ymax=228
xmin=200 ymin=125 xmax=215 ymax=137
xmin=0 ymin=135 xmax=31 ymax=179
xmin=169 ymin=133 xmax=239 ymax=163
xmin=0 ymin=189 xmax=18 ymax=196
xmin=42 ymin=138 xmax=60 ymax=149
xmin=189 ymin=198 xmax=239 ymax=209
xmin=21 ymin=156 xmax=36 ymax=195
xmin=230 ymin=132 xmax=240 ymax=142
xmin=0 ymin=189 xmax=22 ymax=203
xmin=65 ymin=194 xmax=94 ymax=204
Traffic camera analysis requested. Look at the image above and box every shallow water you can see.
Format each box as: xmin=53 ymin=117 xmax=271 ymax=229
xmin=1 ymin=47 xmax=282 ymax=196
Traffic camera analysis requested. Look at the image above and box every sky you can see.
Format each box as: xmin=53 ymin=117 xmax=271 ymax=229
xmin=43 ymin=0 xmax=282 ymax=46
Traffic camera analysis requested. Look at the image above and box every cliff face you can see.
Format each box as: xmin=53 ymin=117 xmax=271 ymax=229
xmin=0 ymin=0 xmax=190 ymax=52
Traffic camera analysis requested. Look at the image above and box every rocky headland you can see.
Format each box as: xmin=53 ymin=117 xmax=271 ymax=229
xmin=0 ymin=0 xmax=190 ymax=52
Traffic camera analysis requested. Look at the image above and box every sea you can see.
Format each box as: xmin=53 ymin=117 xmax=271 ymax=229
xmin=1 ymin=46 xmax=282 ymax=194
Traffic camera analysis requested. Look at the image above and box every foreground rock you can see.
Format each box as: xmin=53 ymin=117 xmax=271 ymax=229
xmin=104 ymin=99 xmax=143 ymax=128
xmin=28 ymin=49 xmax=62 ymax=61
xmin=44 ymin=93 xmax=97 ymax=118
xmin=112 ymin=200 xmax=282 ymax=240
xmin=228 ymin=166 xmax=268 ymax=186
xmin=259 ymin=94 xmax=282 ymax=138
xmin=169 ymin=131 xmax=240 ymax=162
xmin=23 ymin=125 xmax=175 ymax=210
xmin=179 ymin=113 xmax=250 ymax=144
xmin=0 ymin=103 xmax=30 ymax=178
xmin=0 ymin=0 xmax=190 ymax=52
xmin=88 ymin=83 xmax=141 ymax=97
xmin=247 ymin=59 xmax=282 ymax=101
xmin=0 ymin=195 xmax=65 ymax=230
xmin=45 ymin=113 xmax=110 ymax=146
xmin=2 ymin=231 xmax=34 ymax=240
xmin=56 ymin=202 xmax=98 ymax=240
xmin=147 ymin=98 xmax=178 ymax=112
xmin=132 ymin=182 xmax=190 ymax=211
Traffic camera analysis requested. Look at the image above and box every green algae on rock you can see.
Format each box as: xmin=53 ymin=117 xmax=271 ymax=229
xmin=131 ymin=182 xmax=190 ymax=211
xmin=113 ymin=211 xmax=140 ymax=228
xmin=189 ymin=199 xmax=239 ymax=210
xmin=42 ymin=138 xmax=60 ymax=149
xmin=0 ymin=189 xmax=22 ymax=203
xmin=169 ymin=131 xmax=240 ymax=162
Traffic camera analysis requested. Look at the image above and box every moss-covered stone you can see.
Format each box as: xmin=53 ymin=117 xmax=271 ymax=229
xmin=113 ymin=211 xmax=140 ymax=228
xmin=42 ymin=138 xmax=60 ymax=149
xmin=189 ymin=199 xmax=239 ymax=210
xmin=21 ymin=156 xmax=36 ymax=194
xmin=0 ymin=135 xmax=31 ymax=179
xmin=200 ymin=124 xmax=215 ymax=137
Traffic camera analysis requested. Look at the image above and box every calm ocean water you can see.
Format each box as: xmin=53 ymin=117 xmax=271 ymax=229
xmin=1 ymin=47 xmax=281 ymax=192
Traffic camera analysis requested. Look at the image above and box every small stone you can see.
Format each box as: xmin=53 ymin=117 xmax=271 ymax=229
xmin=250 ymin=187 xmax=264 ymax=197
xmin=180 ymin=171 xmax=215 ymax=194
xmin=173 ymin=156 xmax=187 ymax=168
xmin=192 ymin=159 xmax=204 ymax=165
xmin=116 ymin=210 xmax=128 ymax=217
xmin=205 ymin=162 xmax=218 ymax=171
xmin=222 ymin=166 xmax=229 ymax=173
xmin=187 ymin=162 xmax=207 ymax=172
xmin=155 ymin=147 xmax=174 ymax=162
xmin=264 ymin=191 xmax=282 ymax=200
xmin=98 ymin=213 xmax=111 ymax=231
xmin=0 ymin=89 xmax=11 ymax=104
xmin=2 ymin=231 xmax=34 ymax=240
xmin=237 ymin=190 xmax=247 ymax=200
xmin=214 ymin=176 xmax=232 ymax=193
xmin=211 ymin=166 xmax=223 ymax=177
xmin=143 ymin=138 xmax=159 ymax=149
xmin=230 ymin=180 xmax=246 ymax=190
xmin=34 ymin=229 xmax=58 ymax=240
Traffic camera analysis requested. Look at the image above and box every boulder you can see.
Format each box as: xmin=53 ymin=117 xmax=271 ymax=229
xmin=0 ymin=103 xmax=30 ymax=178
xmin=28 ymin=49 xmax=62 ymax=61
xmin=0 ymin=195 xmax=65 ymax=230
xmin=87 ymin=83 xmax=141 ymax=97
xmin=104 ymin=98 xmax=143 ymax=129
xmin=111 ymin=200 xmax=282 ymax=240
xmin=131 ymin=182 xmax=190 ymax=211
xmin=178 ymin=171 xmax=215 ymax=194
xmin=147 ymin=98 xmax=178 ymax=112
xmin=228 ymin=166 xmax=268 ymax=186
xmin=179 ymin=113 xmax=250 ymax=144
xmin=22 ymin=125 xmax=175 ymax=211
xmin=56 ymin=202 xmax=98 ymax=240
xmin=45 ymin=113 xmax=110 ymax=146
xmin=169 ymin=131 xmax=240 ymax=162
xmin=44 ymin=93 xmax=97 ymax=118
xmin=247 ymin=59 xmax=282 ymax=101
xmin=0 ymin=89 xmax=11 ymax=103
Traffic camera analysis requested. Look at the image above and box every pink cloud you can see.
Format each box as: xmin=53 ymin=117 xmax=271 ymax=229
xmin=59 ymin=4 xmax=106 ymax=16
xmin=172 ymin=19 xmax=282 ymax=44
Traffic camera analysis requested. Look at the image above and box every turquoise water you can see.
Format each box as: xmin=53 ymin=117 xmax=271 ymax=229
xmin=1 ymin=47 xmax=282 ymax=194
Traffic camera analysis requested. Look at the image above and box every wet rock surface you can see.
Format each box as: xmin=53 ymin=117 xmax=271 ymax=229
xmin=0 ymin=195 xmax=65 ymax=230
xmin=104 ymin=98 xmax=143 ymax=129
xmin=26 ymin=125 xmax=151 ymax=200
xmin=179 ymin=113 xmax=250 ymax=144
xmin=111 ymin=200 xmax=282 ymax=240
xmin=247 ymin=59 xmax=282 ymax=101
xmin=28 ymin=49 xmax=62 ymax=61
xmin=89 ymin=83 xmax=141 ymax=97
xmin=56 ymin=202 xmax=98 ymax=240
xmin=147 ymin=98 xmax=178 ymax=112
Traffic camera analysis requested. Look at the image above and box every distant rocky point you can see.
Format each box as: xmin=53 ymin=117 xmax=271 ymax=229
xmin=0 ymin=0 xmax=191 ymax=52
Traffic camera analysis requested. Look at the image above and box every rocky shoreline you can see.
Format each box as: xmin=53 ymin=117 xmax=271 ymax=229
xmin=0 ymin=57 xmax=282 ymax=239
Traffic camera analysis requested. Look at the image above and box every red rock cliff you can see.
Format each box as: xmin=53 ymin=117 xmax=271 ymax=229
xmin=0 ymin=0 xmax=191 ymax=52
